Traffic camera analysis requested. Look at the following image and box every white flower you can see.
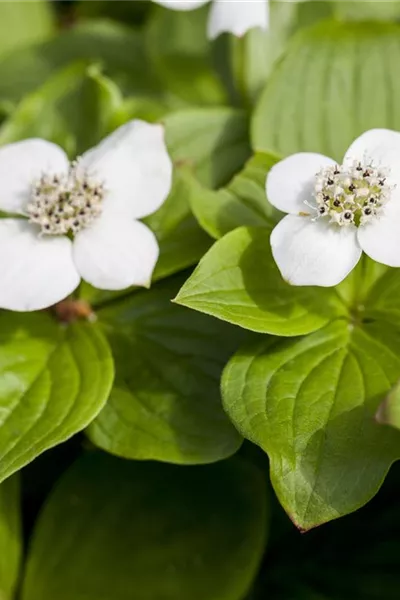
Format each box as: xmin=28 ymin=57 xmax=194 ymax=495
xmin=152 ymin=0 xmax=269 ymax=39
xmin=266 ymin=129 xmax=400 ymax=287
xmin=0 ymin=120 xmax=173 ymax=311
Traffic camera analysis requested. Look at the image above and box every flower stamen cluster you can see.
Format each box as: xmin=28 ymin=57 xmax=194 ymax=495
xmin=312 ymin=161 xmax=392 ymax=227
xmin=27 ymin=163 xmax=104 ymax=236
xmin=267 ymin=129 xmax=400 ymax=288
xmin=0 ymin=120 xmax=171 ymax=312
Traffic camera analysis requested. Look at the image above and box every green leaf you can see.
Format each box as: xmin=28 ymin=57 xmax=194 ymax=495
xmin=0 ymin=1 xmax=54 ymax=60
xmin=146 ymin=4 xmax=226 ymax=106
xmin=87 ymin=275 xmax=245 ymax=464
xmin=190 ymin=152 xmax=282 ymax=240
xmin=175 ymin=227 xmax=343 ymax=336
xmin=0 ymin=476 xmax=21 ymax=600
xmin=222 ymin=320 xmax=400 ymax=529
xmin=0 ymin=313 xmax=113 ymax=484
xmin=0 ymin=20 xmax=160 ymax=105
xmin=252 ymin=20 xmax=400 ymax=160
xmin=164 ymin=107 xmax=251 ymax=189
xmin=22 ymin=452 xmax=268 ymax=600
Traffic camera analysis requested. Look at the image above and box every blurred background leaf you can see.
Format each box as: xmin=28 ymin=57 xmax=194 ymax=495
xmin=334 ymin=0 xmax=400 ymax=22
xmin=164 ymin=107 xmax=251 ymax=188
xmin=75 ymin=0 xmax=151 ymax=26
xmin=230 ymin=0 xmax=300 ymax=105
xmin=0 ymin=19 xmax=161 ymax=105
xmin=0 ymin=476 xmax=21 ymax=600
xmin=0 ymin=61 xmax=122 ymax=155
xmin=145 ymin=3 xmax=227 ymax=107
xmin=21 ymin=452 xmax=268 ymax=600
xmin=0 ymin=1 xmax=54 ymax=61
xmin=252 ymin=20 xmax=400 ymax=160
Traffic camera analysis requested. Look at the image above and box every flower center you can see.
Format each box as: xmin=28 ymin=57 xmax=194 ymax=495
xmin=311 ymin=161 xmax=392 ymax=227
xmin=27 ymin=163 xmax=104 ymax=236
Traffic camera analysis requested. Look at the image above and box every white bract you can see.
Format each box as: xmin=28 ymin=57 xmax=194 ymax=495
xmin=0 ymin=120 xmax=173 ymax=311
xmin=152 ymin=0 xmax=269 ymax=39
xmin=266 ymin=129 xmax=400 ymax=287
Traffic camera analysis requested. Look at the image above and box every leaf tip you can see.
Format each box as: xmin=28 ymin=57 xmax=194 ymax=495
xmin=285 ymin=508 xmax=327 ymax=534
xmin=171 ymin=291 xmax=189 ymax=307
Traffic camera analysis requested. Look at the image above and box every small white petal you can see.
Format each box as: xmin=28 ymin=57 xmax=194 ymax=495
xmin=208 ymin=0 xmax=269 ymax=39
xmin=80 ymin=120 xmax=173 ymax=220
xmin=344 ymin=129 xmax=400 ymax=181
xmin=73 ymin=216 xmax=159 ymax=290
xmin=0 ymin=219 xmax=80 ymax=311
xmin=357 ymin=194 xmax=400 ymax=267
xmin=153 ymin=0 xmax=209 ymax=10
xmin=0 ymin=139 xmax=69 ymax=214
xmin=266 ymin=153 xmax=335 ymax=215
xmin=271 ymin=215 xmax=362 ymax=287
